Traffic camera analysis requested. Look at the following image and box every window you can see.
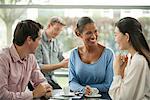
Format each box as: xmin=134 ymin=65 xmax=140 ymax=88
xmin=0 ymin=1 xmax=150 ymax=87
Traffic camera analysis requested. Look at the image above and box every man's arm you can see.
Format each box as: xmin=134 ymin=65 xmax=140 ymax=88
xmin=35 ymin=43 xmax=68 ymax=73
xmin=30 ymin=56 xmax=52 ymax=99
xmin=40 ymin=59 xmax=68 ymax=73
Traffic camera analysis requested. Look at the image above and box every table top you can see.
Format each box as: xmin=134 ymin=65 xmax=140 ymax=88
xmin=48 ymin=89 xmax=108 ymax=100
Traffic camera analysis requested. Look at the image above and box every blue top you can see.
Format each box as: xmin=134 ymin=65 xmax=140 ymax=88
xmin=69 ymin=47 xmax=114 ymax=96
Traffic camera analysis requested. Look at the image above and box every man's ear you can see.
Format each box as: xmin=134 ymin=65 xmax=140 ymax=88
xmin=47 ymin=23 xmax=52 ymax=28
xmin=125 ymin=33 xmax=130 ymax=42
xmin=26 ymin=36 xmax=32 ymax=45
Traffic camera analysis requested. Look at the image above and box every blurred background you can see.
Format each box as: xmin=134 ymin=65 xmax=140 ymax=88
xmin=0 ymin=0 xmax=150 ymax=88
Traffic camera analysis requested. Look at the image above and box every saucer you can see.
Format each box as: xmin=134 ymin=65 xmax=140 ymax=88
xmin=61 ymin=93 xmax=75 ymax=97
xmin=85 ymin=94 xmax=101 ymax=98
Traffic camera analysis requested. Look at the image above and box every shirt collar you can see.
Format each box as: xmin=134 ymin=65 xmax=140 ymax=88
xmin=10 ymin=44 xmax=27 ymax=62
xmin=42 ymin=31 xmax=55 ymax=42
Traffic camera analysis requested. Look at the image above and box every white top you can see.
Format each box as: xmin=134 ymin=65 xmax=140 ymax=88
xmin=109 ymin=53 xmax=150 ymax=100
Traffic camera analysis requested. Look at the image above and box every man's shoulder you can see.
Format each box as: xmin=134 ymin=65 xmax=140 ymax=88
xmin=0 ymin=46 xmax=10 ymax=54
xmin=0 ymin=47 xmax=11 ymax=62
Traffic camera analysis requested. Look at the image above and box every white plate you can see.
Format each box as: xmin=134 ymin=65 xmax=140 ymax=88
xmin=85 ymin=94 xmax=101 ymax=98
xmin=51 ymin=96 xmax=68 ymax=100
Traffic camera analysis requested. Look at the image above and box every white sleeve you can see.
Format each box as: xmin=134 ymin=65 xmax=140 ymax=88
xmin=109 ymin=56 xmax=147 ymax=100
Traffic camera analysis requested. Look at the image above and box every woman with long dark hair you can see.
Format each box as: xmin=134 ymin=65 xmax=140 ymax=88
xmin=109 ymin=17 xmax=150 ymax=100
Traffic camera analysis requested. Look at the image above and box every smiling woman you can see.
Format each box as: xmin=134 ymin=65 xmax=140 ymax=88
xmin=68 ymin=16 xmax=114 ymax=99
xmin=109 ymin=17 xmax=150 ymax=100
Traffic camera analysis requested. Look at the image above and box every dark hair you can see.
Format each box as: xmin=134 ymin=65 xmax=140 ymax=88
xmin=13 ymin=20 xmax=43 ymax=46
xmin=116 ymin=17 xmax=150 ymax=68
xmin=75 ymin=17 xmax=94 ymax=35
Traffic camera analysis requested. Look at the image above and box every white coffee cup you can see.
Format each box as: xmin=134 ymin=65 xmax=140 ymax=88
xmin=91 ymin=88 xmax=99 ymax=95
xmin=63 ymin=86 xmax=70 ymax=95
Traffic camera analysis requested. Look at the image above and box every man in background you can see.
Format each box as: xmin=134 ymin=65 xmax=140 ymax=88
xmin=35 ymin=16 xmax=68 ymax=89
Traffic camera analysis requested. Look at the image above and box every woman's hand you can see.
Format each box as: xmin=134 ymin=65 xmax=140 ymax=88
xmin=113 ymin=54 xmax=128 ymax=78
xmin=84 ymin=85 xmax=92 ymax=95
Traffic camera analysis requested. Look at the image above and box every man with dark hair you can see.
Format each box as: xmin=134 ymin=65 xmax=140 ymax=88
xmin=0 ymin=20 xmax=52 ymax=99
xmin=35 ymin=16 xmax=68 ymax=89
